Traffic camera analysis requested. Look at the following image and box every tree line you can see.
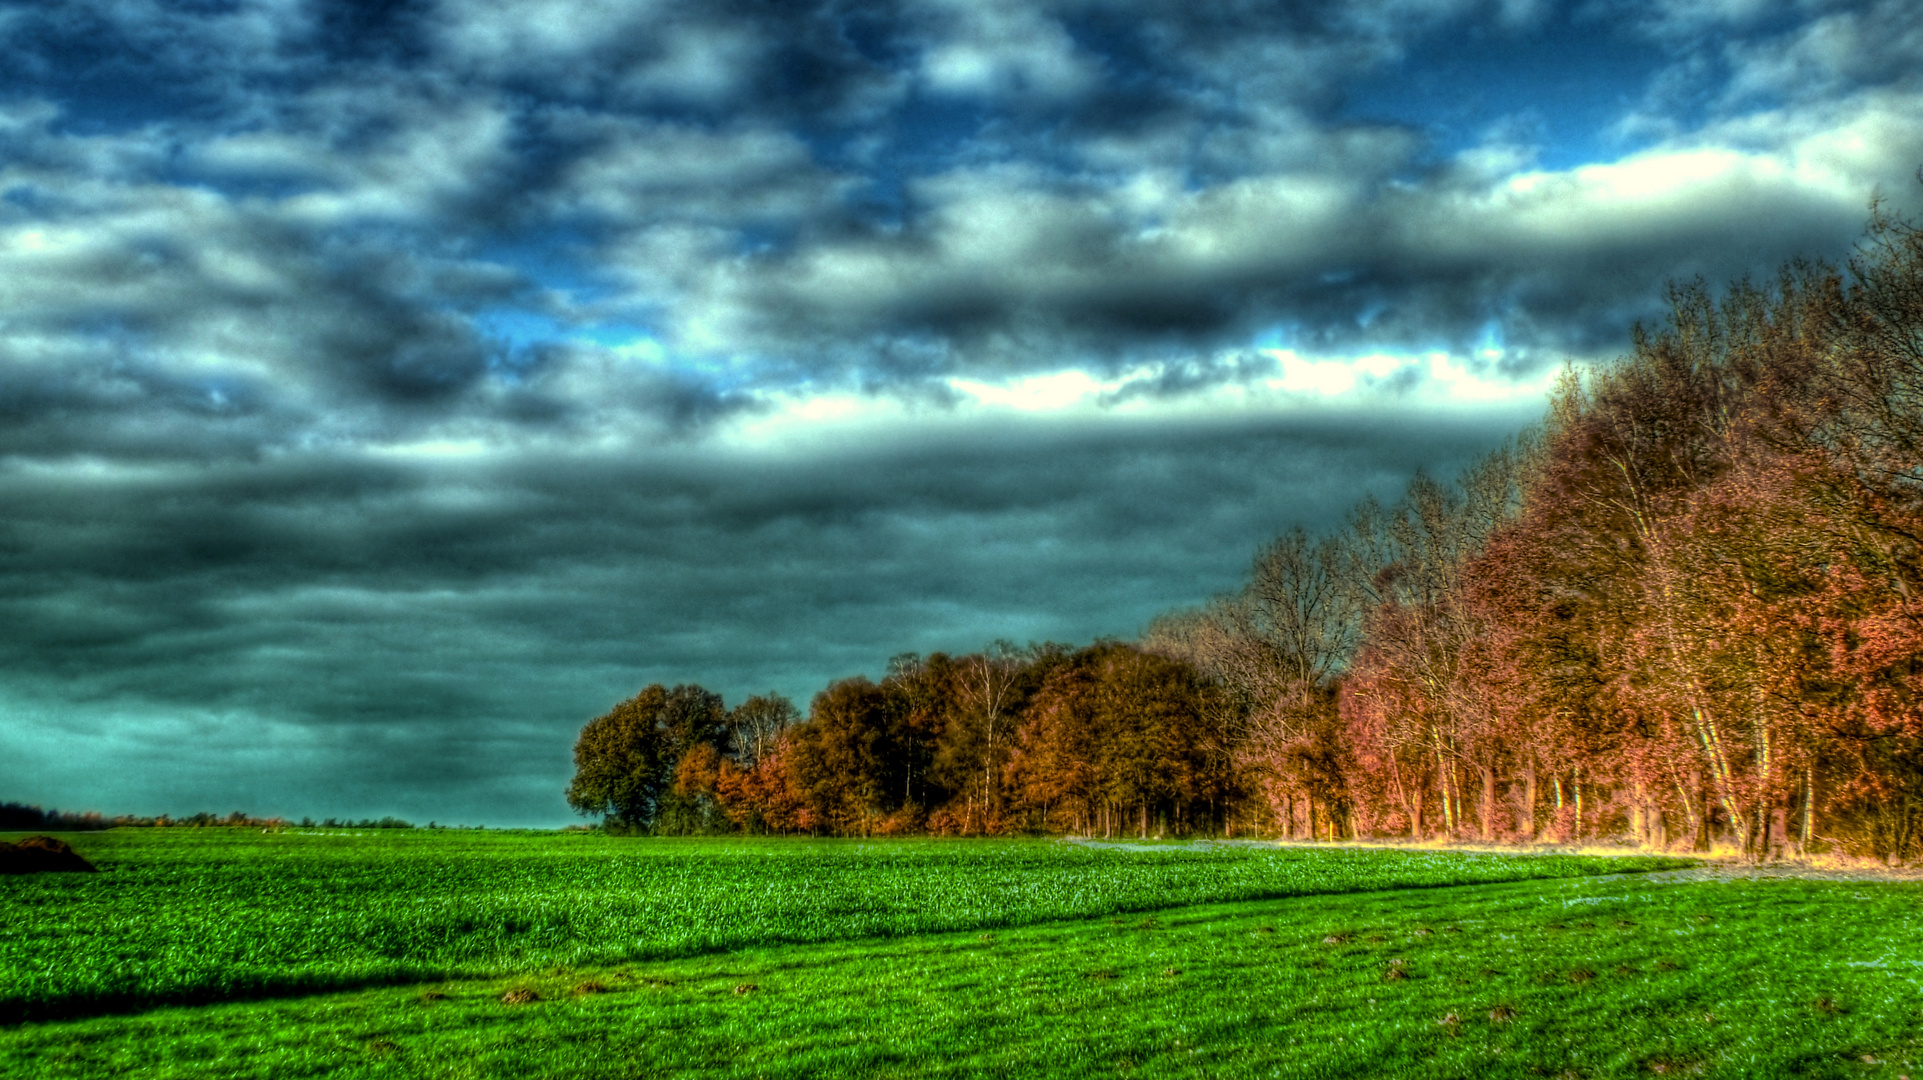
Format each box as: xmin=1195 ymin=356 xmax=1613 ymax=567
xmin=0 ymin=804 xmax=437 ymax=831
xmin=565 ymin=650 xmax=1236 ymax=839
xmin=0 ymin=803 xmax=116 ymax=832
xmin=570 ymin=199 xmax=1923 ymax=861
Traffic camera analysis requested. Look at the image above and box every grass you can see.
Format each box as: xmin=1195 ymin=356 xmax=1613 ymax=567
xmin=0 ymin=829 xmax=1679 ymax=1023
xmin=6 ymin=831 xmax=1918 ymax=1077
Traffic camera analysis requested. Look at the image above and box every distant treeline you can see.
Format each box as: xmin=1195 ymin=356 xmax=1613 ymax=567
xmin=296 ymin=817 xmax=422 ymax=830
xmin=567 ymin=646 xmax=1234 ymax=841
xmin=0 ymin=803 xmax=431 ymax=831
xmin=574 ymin=200 xmax=1923 ymax=863
xmin=0 ymin=803 xmax=117 ymax=831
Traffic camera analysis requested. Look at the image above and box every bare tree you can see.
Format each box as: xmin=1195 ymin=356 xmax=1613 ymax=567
xmin=727 ymin=694 xmax=800 ymax=768
xmin=952 ymin=640 xmax=1023 ymax=831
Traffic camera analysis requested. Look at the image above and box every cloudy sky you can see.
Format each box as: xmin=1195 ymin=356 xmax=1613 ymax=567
xmin=2 ymin=0 xmax=1918 ymax=826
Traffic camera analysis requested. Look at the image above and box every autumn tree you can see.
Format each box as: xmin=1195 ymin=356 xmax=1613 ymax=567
xmin=786 ymin=677 xmax=908 ymax=836
xmin=882 ymin=652 xmax=958 ymax=826
xmin=916 ymin=643 xmax=1036 ymax=834
xmin=714 ymin=726 xmax=811 ymax=833
xmin=1337 ymin=444 xmax=1534 ymax=842
xmin=567 ymin=683 xmax=729 ymax=831
xmin=1004 ymin=643 xmax=1223 ymax=838
xmin=1148 ymin=527 xmax=1359 ymax=838
xmin=648 ymin=685 xmax=733 ymax=834
xmin=727 ymin=693 xmax=800 ymax=767
xmin=1006 ymin=657 xmax=1100 ymax=834
xmin=1749 ymin=201 xmax=1923 ymax=860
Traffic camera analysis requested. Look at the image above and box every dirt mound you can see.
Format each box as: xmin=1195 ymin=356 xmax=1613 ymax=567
xmin=0 ymin=835 xmax=98 ymax=874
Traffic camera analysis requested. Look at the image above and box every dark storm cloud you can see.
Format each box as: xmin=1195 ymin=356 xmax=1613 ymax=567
xmin=0 ymin=404 xmax=1523 ymax=823
xmin=1098 ymin=352 xmax=1283 ymax=405
xmin=3 ymin=0 xmax=1921 ymax=823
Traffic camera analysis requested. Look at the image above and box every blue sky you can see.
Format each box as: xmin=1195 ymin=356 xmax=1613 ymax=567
xmin=2 ymin=0 xmax=1919 ymax=825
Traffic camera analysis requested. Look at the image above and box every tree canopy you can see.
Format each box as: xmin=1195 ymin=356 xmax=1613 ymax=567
xmin=568 ymin=198 xmax=1923 ymax=862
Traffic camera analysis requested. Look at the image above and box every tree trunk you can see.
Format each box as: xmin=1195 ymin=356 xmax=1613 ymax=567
xmin=1479 ymin=765 xmax=1496 ymax=842
xmin=1801 ymin=765 xmax=1815 ymax=854
xmin=1672 ymin=777 xmax=1698 ymax=850
xmin=1676 ymin=770 xmax=1708 ymax=851
xmin=1630 ymin=782 xmax=1647 ymax=848
xmin=1572 ymin=775 xmax=1583 ymax=843
xmin=1522 ymin=765 xmax=1538 ymax=842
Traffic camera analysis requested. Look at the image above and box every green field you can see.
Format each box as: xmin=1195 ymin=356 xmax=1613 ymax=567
xmin=4 ymin=831 xmax=1918 ymax=1078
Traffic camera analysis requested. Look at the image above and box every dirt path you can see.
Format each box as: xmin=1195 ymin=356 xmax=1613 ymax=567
xmin=1062 ymin=835 xmax=1923 ymax=883
xmin=1629 ymin=862 xmax=1923 ymax=884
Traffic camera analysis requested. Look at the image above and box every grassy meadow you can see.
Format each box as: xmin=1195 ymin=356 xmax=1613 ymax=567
xmin=3 ymin=831 xmax=1919 ymax=1078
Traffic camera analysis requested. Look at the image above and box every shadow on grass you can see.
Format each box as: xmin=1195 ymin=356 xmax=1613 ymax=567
xmin=0 ymin=967 xmax=465 ymax=1027
xmin=4 ymin=856 xmax=1696 ymax=1028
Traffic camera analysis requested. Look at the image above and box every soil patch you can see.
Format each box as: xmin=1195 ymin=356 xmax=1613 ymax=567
xmin=0 ymin=836 xmax=97 ymax=875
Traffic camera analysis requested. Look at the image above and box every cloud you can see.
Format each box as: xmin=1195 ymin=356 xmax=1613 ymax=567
xmin=0 ymin=400 xmax=1524 ymax=822
xmin=8 ymin=0 xmax=1910 ymax=414
xmin=1718 ymin=0 xmax=1923 ymax=108
xmin=912 ymin=0 xmax=1099 ymax=100
xmin=4 ymin=0 xmax=1922 ymax=823
xmin=429 ymin=0 xmax=904 ymax=121
xmin=621 ymin=110 xmax=1905 ymax=387
xmin=547 ymin=117 xmax=846 ymax=226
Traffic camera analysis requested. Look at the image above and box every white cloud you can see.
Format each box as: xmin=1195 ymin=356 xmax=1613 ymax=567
xmin=946 ymin=370 xmax=1109 ymax=410
xmin=550 ymin=117 xmax=845 ymax=224
xmin=1267 ymin=350 xmax=1406 ymax=397
xmin=27 ymin=0 xmax=318 ymax=80
xmin=614 ymin=22 xmax=764 ymax=104
xmin=3 ymin=0 xmax=1918 ymax=456
xmin=432 ymin=0 xmax=775 ymax=107
xmin=432 ymin=0 xmax=673 ymax=73
xmin=1719 ymin=0 xmax=1923 ymax=106
xmin=913 ymin=0 xmax=1098 ymax=100
xmin=279 ymin=92 xmax=519 ymax=224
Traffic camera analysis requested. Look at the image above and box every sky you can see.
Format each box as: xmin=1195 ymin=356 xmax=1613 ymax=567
xmin=3 ymin=0 xmax=1919 ymax=827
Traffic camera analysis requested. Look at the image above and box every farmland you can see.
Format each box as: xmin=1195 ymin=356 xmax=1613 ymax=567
xmin=0 ymin=829 xmax=1674 ymax=1022
xmin=4 ymin=832 xmax=1920 ymax=1078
